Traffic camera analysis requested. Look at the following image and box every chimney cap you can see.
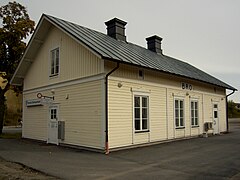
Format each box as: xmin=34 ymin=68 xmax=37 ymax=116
xmin=146 ymin=35 xmax=163 ymax=42
xmin=105 ymin=18 xmax=127 ymax=26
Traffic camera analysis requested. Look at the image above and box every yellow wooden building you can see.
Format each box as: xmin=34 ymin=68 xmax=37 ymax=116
xmin=11 ymin=14 xmax=236 ymax=153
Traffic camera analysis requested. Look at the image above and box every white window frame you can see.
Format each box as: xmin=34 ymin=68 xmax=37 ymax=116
xmin=50 ymin=47 xmax=60 ymax=77
xmin=133 ymin=94 xmax=149 ymax=132
xmin=191 ymin=100 xmax=199 ymax=127
xmin=49 ymin=105 xmax=58 ymax=121
xmin=174 ymin=98 xmax=185 ymax=128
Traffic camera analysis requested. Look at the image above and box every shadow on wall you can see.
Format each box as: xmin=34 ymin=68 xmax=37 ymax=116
xmin=4 ymin=89 xmax=22 ymax=126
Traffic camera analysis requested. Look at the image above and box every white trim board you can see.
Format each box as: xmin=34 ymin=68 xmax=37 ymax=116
xmin=23 ymin=73 xmax=105 ymax=95
xmin=109 ymin=76 xmax=226 ymax=98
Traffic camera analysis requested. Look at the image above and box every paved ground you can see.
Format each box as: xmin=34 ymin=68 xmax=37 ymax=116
xmin=0 ymin=119 xmax=240 ymax=180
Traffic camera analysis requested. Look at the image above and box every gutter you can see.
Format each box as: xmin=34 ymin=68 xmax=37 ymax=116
xmin=105 ymin=62 xmax=120 ymax=154
xmin=226 ymin=89 xmax=236 ymax=132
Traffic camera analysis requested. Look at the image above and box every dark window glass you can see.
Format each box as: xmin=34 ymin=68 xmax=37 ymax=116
xmin=142 ymin=97 xmax=148 ymax=107
xmin=142 ymin=119 xmax=148 ymax=129
xmin=135 ymin=108 xmax=140 ymax=118
xmin=142 ymin=108 xmax=147 ymax=118
xmin=180 ymin=118 xmax=184 ymax=126
xmin=134 ymin=97 xmax=140 ymax=107
xmin=175 ymin=118 xmax=179 ymax=127
xmin=135 ymin=119 xmax=140 ymax=130
xmin=214 ymin=111 xmax=218 ymax=118
xmin=175 ymin=100 xmax=178 ymax=108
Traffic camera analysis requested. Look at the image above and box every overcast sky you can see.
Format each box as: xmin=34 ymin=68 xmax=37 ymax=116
xmin=1 ymin=0 xmax=239 ymax=102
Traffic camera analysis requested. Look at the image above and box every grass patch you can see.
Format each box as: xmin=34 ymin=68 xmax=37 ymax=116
xmin=0 ymin=133 xmax=22 ymax=139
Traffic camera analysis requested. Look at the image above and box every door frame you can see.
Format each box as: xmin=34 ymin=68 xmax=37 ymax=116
xmin=47 ymin=105 xmax=59 ymax=145
xmin=212 ymin=103 xmax=219 ymax=134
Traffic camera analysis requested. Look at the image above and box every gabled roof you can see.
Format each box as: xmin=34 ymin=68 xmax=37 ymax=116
xmin=11 ymin=14 xmax=236 ymax=90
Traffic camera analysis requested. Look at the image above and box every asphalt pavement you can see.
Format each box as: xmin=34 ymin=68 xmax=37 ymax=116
xmin=0 ymin=119 xmax=240 ymax=180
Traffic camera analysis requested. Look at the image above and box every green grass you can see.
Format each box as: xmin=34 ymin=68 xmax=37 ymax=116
xmin=0 ymin=133 xmax=22 ymax=139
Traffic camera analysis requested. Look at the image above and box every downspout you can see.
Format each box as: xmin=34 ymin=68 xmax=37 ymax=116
xmin=105 ymin=62 xmax=120 ymax=154
xmin=226 ymin=89 xmax=236 ymax=132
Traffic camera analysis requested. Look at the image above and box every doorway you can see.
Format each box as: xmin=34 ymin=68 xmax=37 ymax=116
xmin=48 ymin=105 xmax=59 ymax=145
xmin=213 ymin=103 xmax=219 ymax=134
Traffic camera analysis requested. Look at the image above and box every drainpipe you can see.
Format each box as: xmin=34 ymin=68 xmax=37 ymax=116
xmin=226 ymin=89 xmax=236 ymax=132
xmin=105 ymin=62 xmax=119 ymax=154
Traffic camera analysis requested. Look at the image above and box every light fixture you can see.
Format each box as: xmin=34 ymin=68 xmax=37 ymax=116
xmin=118 ymin=82 xmax=123 ymax=88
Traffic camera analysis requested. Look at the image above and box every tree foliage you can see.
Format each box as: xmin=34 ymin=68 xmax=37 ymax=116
xmin=228 ymin=100 xmax=240 ymax=118
xmin=0 ymin=1 xmax=35 ymax=134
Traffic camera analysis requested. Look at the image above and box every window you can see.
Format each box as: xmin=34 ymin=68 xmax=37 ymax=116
xmin=50 ymin=107 xmax=58 ymax=120
xmin=50 ymin=48 xmax=60 ymax=76
xmin=138 ymin=70 xmax=144 ymax=79
xmin=175 ymin=99 xmax=184 ymax=128
xmin=191 ymin=100 xmax=199 ymax=126
xmin=134 ymin=95 xmax=149 ymax=132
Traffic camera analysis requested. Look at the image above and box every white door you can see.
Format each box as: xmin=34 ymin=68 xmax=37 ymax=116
xmin=48 ymin=106 xmax=58 ymax=145
xmin=213 ymin=104 xmax=219 ymax=134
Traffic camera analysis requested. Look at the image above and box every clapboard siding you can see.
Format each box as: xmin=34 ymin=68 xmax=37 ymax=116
xmin=23 ymin=79 xmax=104 ymax=149
xmin=108 ymin=79 xmax=167 ymax=148
xmin=23 ymin=93 xmax=48 ymax=141
xmin=107 ymin=61 xmax=226 ymax=149
xmin=24 ymin=26 xmax=103 ymax=90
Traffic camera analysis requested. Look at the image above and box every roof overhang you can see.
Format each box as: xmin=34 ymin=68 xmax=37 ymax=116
xmin=10 ymin=15 xmax=52 ymax=86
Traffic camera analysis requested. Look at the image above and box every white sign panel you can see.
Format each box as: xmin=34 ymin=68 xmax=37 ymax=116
xmin=26 ymin=99 xmax=43 ymax=107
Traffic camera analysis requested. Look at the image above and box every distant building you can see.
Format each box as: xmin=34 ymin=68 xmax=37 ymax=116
xmin=11 ymin=14 xmax=236 ymax=153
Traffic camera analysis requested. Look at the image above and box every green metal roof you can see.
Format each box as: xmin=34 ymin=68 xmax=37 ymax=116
xmin=11 ymin=14 xmax=236 ymax=90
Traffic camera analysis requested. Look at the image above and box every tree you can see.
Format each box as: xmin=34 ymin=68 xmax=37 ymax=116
xmin=0 ymin=1 xmax=35 ymax=134
xmin=228 ymin=100 xmax=240 ymax=118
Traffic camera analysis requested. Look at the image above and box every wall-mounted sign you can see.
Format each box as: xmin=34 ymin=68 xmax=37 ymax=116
xmin=26 ymin=99 xmax=43 ymax=107
xmin=181 ymin=82 xmax=193 ymax=90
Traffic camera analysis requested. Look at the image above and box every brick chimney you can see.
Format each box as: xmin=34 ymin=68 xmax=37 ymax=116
xmin=146 ymin=35 xmax=163 ymax=54
xmin=105 ymin=18 xmax=127 ymax=41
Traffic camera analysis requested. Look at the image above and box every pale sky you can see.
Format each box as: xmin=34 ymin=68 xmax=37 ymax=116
xmin=1 ymin=0 xmax=240 ymax=102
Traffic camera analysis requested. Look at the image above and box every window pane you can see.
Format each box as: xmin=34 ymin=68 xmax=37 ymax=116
xmin=135 ymin=108 xmax=140 ymax=118
xmin=214 ymin=111 xmax=218 ymax=118
xmin=51 ymin=51 xmax=54 ymax=65
xmin=195 ymin=109 xmax=198 ymax=118
xmin=180 ymin=100 xmax=183 ymax=108
xmin=56 ymin=49 xmax=59 ymax=60
xmin=195 ymin=102 xmax=198 ymax=109
xmin=142 ymin=119 xmax=148 ymax=129
xmin=55 ymin=65 xmax=59 ymax=74
xmin=175 ymin=118 xmax=179 ymax=127
xmin=191 ymin=102 xmax=194 ymax=109
xmin=51 ymin=67 xmax=54 ymax=75
xmin=134 ymin=97 xmax=140 ymax=107
xmin=142 ymin=97 xmax=148 ymax=107
xmin=214 ymin=104 xmax=218 ymax=108
xmin=191 ymin=110 xmax=194 ymax=118
xmin=180 ymin=109 xmax=183 ymax=118
xmin=180 ymin=118 xmax=184 ymax=126
xmin=135 ymin=119 xmax=140 ymax=130
xmin=175 ymin=109 xmax=179 ymax=117
xmin=175 ymin=100 xmax=179 ymax=108
xmin=142 ymin=108 xmax=148 ymax=118
xmin=195 ymin=118 xmax=198 ymax=125
xmin=191 ymin=118 xmax=194 ymax=125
